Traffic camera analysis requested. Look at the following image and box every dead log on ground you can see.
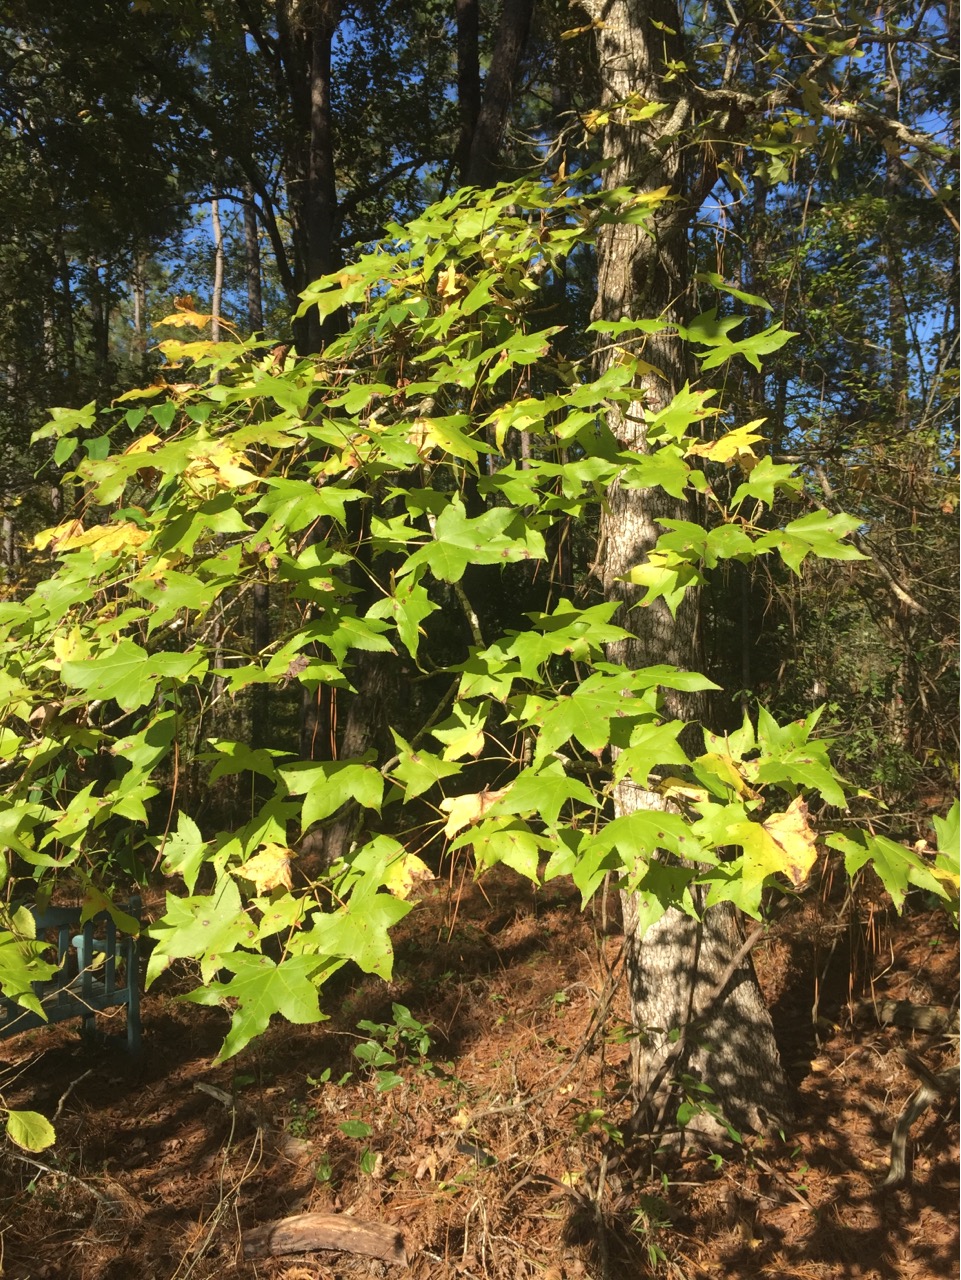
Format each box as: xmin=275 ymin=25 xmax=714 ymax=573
xmin=243 ymin=1212 xmax=407 ymax=1265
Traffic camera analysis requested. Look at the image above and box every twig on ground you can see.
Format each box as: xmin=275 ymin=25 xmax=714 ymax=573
xmin=54 ymin=1068 xmax=93 ymax=1120
xmin=7 ymin=1152 xmax=117 ymax=1205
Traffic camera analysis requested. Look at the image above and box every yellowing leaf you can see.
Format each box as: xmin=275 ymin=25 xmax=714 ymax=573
xmin=235 ymin=844 xmax=293 ymax=894
xmin=124 ymin=432 xmax=162 ymax=454
xmin=440 ymin=787 xmax=511 ymax=838
xmin=383 ymin=852 xmax=434 ymax=900
xmin=51 ymin=628 xmax=90 ymax=666
xmin=157 ymin=339 xmax=223 ymax=362
xmin=5 ymin=1110 xmax=55 ymax=1153
xmin=561 ymin=20 xmax=603 ymax=38
xmin=156 ymin=310 xmax=213 ymax=329
xmin=113 ymin=382 xmax=168 ymax=402
xmin=36 ymin=519 xmax=149 ymax=561
xmin=34 ymin=520 xmax=84 ymax=551
xmin=432 ymin=706 xmax=487 ymax=761
xmin=628 ymin=184 xmax=671 ymax=205
xmin=56 ymin=522 xmax=150 ymax=559
xmin=761 ymin=796 xmax=818 ymax=886
xmin=695 ymin=751 xmax=757 ymax=798
xmin=718 ymin=160 xmax=748 ymax=196
xmin=184 ymin=442 xmax=259 ymax=491
xmin=687 ymin=419 xmax=767 ymax=468
xmin=438 ymin=262 xmax=459 ymax=297
xmin=658 ymin=776 xmax=710 ymax=803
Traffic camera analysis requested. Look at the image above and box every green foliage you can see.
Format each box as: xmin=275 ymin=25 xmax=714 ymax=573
xmin=4 ymin=1107 xmax=55 ymax=1153
xmin=353 ymin=1003 xmax=435 ymax=1092
xmin=0 ymin=177 xmax=951 ymax=1064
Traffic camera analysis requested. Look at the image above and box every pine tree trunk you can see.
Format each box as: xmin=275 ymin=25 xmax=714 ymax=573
xmin=455 ymin=0 xmax=480 ymax=187
xmin=242 ymin=184 xmax=264 ymax=335
xmin=584 ymin=0 xmax=791 ymax=1137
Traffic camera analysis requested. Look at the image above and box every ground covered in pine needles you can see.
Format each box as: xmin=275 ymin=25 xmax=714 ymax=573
xmin=0 ymin=861 xmax=956 ymax=1280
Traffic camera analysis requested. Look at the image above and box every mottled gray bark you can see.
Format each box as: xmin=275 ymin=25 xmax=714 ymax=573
xmin=583 ymin=0 xmax=791 ymax=1136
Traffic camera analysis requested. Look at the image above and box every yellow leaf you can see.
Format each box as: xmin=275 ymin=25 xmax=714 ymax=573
xmin=156 ymin=310 xmax=213 ymax=329
xmin=628 ymin=184 xmax=672 ymax=205
xmin=687 ymin=419 xmax=767 ymax=467
xmin=184 ymin=442 xmax=259 ymax=491
xmin=437 ymin=262 xmax=459 ymax=297
xmin=61 ymin=522 xmax=150 ymax=558
xmin=718 ymin=160 xmax=748 ymax=196
xmin=236 ymin=844 xmax=293 ymax=894
xmin=438 ymin=724 xmax=485 ymax=762
xmin=658 ymin=777 xmax=710 ymax=803
xmin=113 ymin=382 xmax=168 ymax=403
xmin=561 ymin=20 xmax=604 ymax=39
xmin=157 ymin=339 xmax=222 ymax=361
xmin=36 ymin=519 xmax=148 ymax=560
xmin=440 ymin=787 xmax=511 ymax=838
xmin=383 ymin=852 xmax=434 ymax=900
xmin=124 ymin=432 xmax=162 ymax=454
xmin=761 ymin=796 xmax=818 ymax=887
xmin=34 ymin=520 xmax=84 ymax=551
xmin=51 ymin=628 xmax=90 ymax=665
xmin=695 ymin=751 xmax=757 ymax=798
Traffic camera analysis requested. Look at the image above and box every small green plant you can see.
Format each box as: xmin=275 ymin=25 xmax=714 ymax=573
xmin=352 ymin=1003 xmax=435 ymax=1091
xmin=338 ymin=1118 xmax=373 ymax=1140
xmin=307 ymin=1067 xmax=354 ymax=1087
xmin=674 ymin=1075 xmax=742 ymax=1144
xmin=333 ymin=1119 xmax=382 ymax=1179
xmin=631 ymin=1193 xmax=673 ymax=1271
xmin=286 ymin=1099 xmax=317 ymax=1138
xmin=573 ymin=1103 xmax=624 ymax=1146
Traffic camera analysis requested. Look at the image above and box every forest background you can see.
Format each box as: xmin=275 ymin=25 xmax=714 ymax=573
xmin=0 ymin=0 xmax=957 ymax=1254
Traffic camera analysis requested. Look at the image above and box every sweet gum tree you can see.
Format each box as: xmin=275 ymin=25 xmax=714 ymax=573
xmin=563 ymin=0 xmax=956 ymax=1132
xmin=0 ymin=177 xmax=956 ymax=1150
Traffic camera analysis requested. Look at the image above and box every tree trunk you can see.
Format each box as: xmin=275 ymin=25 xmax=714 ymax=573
xmin=248 ymin=178 xmax=270 ymax=762
xmin=242 ymin=183 xmax=264 ymax=335
xmin=210 ymin=195 xmax=225 ymax=344
xmin=584 ymin=0 xmax=791 ymax=1137
xmin=276 ymin=0 xmax=342 ymax=354
xmin=56 ymin=233 xmax=76 ymax=391
xmin=130 ymin=250 xmax=148 ymax=379
xmin=460 ymin=0 xmax=529 ymax=186
xmin=297 ymin=0 xmax=535 ymax=837
xmin=455 ymin=0 xmax=481 ymax=186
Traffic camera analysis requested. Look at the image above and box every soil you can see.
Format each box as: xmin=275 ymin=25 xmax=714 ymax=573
xmin=0 ymin=861 xmax=956 ymax=1280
